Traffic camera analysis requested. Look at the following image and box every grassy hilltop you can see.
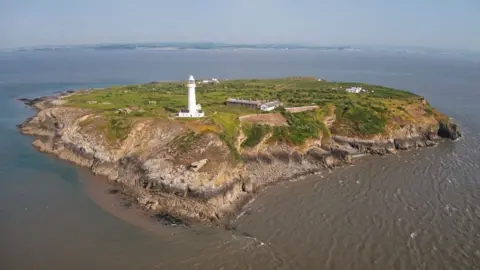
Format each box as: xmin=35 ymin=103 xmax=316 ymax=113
xmin=63 ymin=77 xmax=447 ymax=149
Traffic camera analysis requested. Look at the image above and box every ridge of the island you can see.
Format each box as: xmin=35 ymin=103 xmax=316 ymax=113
xmin=18 ymin=76 xmax=461 ymax=226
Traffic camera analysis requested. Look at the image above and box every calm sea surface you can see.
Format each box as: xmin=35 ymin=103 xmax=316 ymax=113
xmin=0 ymin=50 xmax=479 ymax=270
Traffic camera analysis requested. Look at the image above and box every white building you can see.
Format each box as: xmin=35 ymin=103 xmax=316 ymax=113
xmin=201 ymin=78 xmax=219 ymax=84
xmin=178 ymin=75 xmax=205 ymax=118
xmin=260 ymin=100 xmax=282 ymax=111
xmin=346 ymin=86 xmax=366 ymax=93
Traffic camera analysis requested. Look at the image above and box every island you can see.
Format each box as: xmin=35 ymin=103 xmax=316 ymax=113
xmin=18 ymin=76 xmax=460 ymax=225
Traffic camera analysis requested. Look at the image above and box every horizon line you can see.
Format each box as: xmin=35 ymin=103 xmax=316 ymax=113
xmin=2 ymin=42 xmax=478 ymax=54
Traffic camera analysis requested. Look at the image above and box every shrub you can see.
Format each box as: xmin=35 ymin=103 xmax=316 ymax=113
xmin=424 ymin=106 xmax=434 ymax=116
xmin=341 ymin=106 xmax=386 ymax=135
xmin=371 ymin=105 xmax=388 ymax=113
xmin=268 ymin=110 xmax=330 ymax=145
xmin=107 ymin=117 xmax=131 ymax=142
xmin=242 ymin=124 xmax=270 ymax=147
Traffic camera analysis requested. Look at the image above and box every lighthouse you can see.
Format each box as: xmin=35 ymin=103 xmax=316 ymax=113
xmin=178 ymin=75 xmax=204 ymax=117
xmin=187 ymin=75 xmax=197 ymax=114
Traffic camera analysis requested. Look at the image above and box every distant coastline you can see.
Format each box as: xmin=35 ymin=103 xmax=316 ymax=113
xmin=3 ymin=43 xmax=478 ymax=61
xmin=8 ymin=43 xmax=354 ymax=52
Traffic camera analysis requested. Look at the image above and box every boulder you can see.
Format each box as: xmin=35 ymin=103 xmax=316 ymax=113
xmin=394 ymin=139 xmax=412 ymax=150
xmin=415 ymin=140 xmax=426 ymax=148
xmin=242 ymin=179 xmax=254 ymax=193
xmin=425 ymin=140 xmax=438 ymax=147
xmin=307 ymin=147 xmax=329 ymax=161
xmin=370 ymin=147 xmax=388 ymax=155
xmin=116 ymin=108 xmax=132 ymax=114
xmin=54 ymin=122 xmax=64 ymax=129
xmin=323 ymin=156 xmax=337 ymax=168
xmin=189 ymin=159 xmax=208 ymax=172
xmin=438 ymin=122 xmax=461 ymax=140
xmin=149 ymin=200 xmax=159 ymax=211
xmin=32 ymin=139 xmax=51 ymax=152
xmin=426 ymin=131 xmax=439 ymax=141
xmin=137 ymin=194 xmax=152 ymax=205
xmin=385 ymin=145 xmax=396 ymax=154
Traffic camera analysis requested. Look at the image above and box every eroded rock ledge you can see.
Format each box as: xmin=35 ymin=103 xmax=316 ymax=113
xmin=18 ymin=96 xmax=461 ymax=226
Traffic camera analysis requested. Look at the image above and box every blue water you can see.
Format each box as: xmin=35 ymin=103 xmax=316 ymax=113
xmin=0 ymin=50 xmax=479 ymax=270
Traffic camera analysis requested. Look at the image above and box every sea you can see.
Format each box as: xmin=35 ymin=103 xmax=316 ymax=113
xmin=0 ymin=49 xmax=479 ymax=270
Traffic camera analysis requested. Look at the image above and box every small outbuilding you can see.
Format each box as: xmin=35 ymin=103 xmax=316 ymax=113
xmin=260 ymin=100 xmax=281 ymax=112
xmin=346 ymin=87 xmax=366 ymax=93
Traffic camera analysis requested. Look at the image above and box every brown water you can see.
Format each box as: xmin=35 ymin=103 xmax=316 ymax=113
xmin=235 ymin=141 xmax=480 ymax=269
xmin=1 ymin=50 xmax=479 ymax=269
xmin=79 ymin=136 xmax=480 ymax=270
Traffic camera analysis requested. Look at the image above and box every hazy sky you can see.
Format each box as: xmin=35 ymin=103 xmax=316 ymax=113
xmin=1 ymin=0 xmax=479 ymax=50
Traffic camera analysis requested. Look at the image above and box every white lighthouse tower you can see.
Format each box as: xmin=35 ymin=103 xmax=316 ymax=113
xmin=178 ymin=75 xmax=204 ymax=117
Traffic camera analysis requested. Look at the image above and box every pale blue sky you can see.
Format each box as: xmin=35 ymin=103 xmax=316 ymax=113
xmin=1 ymin=0 xmax=479 ymax=50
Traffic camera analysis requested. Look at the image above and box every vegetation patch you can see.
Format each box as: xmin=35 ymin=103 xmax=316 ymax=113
xmin=106 ymin=117 xmax=132 ymax=143
xmin=424 ymin=105 xmax=434 ymax=116
xmin=335 ymin=105 xmax=386 ymax=136
xmin=65 ymin=78 xmax=419 ymax=118
xmin=268 ymin=110 xmax=329 ymax=145
xmin=241 ymin=124 xmax=270 ymax=147
xmin=212 ymin=112 xmax=239 ymax=141
xmin=211 ymin=112 xmax=242 ymax=161
xmin=62 ymin=77 xmax=443 ymax=146
xmin=77 ymin=114 xmax=132 ymax=145
xmin=172 ymin=131 xmax=203 ymax=154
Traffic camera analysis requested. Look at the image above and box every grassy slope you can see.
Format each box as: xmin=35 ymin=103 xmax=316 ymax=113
xmin=64 ymin=77 xmax=447 ymax=148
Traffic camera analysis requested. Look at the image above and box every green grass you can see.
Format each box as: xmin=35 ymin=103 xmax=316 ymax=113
xmin=424 ymin=105 xmax=434 ymax=116
xmin=241 ymin=124 xmax=270 ymax=147
xmin=77 ymin=113 xmax=133 ymax=145
xmin=338 ymin=105 xmax=387 ymax=135
xmin=66 ymin=78 xmax=418 ymax=114
xmin=106 ymin=117 xmax=132 ymax=143
xmin=267 ymin=110 xmax=329 ymax=145
xmin=211 ymin=112 xmax=242 ymax=161
xmin=212 ymin=112 xmax=239 ymax=141
xmin=64 ymin=77 xmax=436 ymax=145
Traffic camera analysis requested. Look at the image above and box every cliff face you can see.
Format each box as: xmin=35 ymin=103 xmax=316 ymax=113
xmin=18 ymin=98 xmax=460 ymax=224
xmin=20 ymin=105 xmax=247 ymax=222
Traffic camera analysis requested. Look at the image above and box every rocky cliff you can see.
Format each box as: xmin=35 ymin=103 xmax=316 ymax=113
xmin=18 ymin=96 xmax=461 ymax=225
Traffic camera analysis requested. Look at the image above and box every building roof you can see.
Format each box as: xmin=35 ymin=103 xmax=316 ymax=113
xmin=262 ymin=100 xmax=281 ymax=107
xmin=226 ymin=98 xmax=262 ymax=105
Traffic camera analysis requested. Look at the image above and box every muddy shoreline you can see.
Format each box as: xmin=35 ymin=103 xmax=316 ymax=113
xmin=79 ymin=168 xmax=193 ymax=231
xmin=80 ymin=163 xmax=324 ymax=230
xmin=16 ymin=92 xmax=461 ymax=228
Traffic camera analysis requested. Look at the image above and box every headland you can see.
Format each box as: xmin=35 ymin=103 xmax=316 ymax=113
xmin=17 ymin=77 xmax=461 ymax=226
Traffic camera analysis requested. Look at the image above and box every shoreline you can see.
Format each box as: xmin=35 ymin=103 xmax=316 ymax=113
xmin=78 ymin=167 xmax=193 ymax=232
xmin=16 ymin=86 xmax=461 ymax=227
xmin=78 ymin=160 xmax=326 ymax=231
